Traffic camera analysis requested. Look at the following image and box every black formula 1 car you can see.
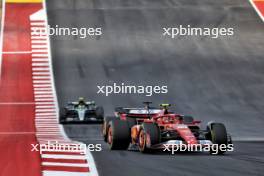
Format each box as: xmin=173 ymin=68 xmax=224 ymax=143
xmin=103 ymin=102 xmax=232 ymax=154
xmin=59 ymin=98 xmax=104 ymax=124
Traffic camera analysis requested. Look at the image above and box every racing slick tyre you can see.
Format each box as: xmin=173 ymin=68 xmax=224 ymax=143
xmin=108 ymin=119 xmax=130 ymax=150
xmin=139 ymin=123 xmax=161 ymax=153
xmin=95 ymin=106 xmax=104 ymax=119
xmin=102 ymin=116 xmax=116 ymax=142
xmin=208 ymin=123 xmax=228 ymax=155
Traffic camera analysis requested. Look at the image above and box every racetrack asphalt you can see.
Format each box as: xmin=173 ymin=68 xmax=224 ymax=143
xmin=63 ymin=124 xmax=264 ymax=176
xmin=46 ymin=0 xmax=264 ymax=175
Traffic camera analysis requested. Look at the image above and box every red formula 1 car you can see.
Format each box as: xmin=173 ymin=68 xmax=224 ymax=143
xmin=103 ymin=102 xmax=232 ymax=154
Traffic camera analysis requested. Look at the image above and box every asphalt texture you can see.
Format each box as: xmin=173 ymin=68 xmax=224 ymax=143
xmin=46 ymin=0 xmax=264 ymax=175
xmin=64 ymin=125 xmax=264 ymax=176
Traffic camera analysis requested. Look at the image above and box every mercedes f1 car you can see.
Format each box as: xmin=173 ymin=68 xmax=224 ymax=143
xmin=103 ymin=102 xmax=232 ymax=154
xmin=60 ymin=97 xmax=104 ymax=124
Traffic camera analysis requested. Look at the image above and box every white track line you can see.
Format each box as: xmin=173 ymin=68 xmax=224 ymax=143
xmin=33 ymin=80 xmax=51 ymax=84
xmin=36 ymin=132 xmax=61 ymax=134
xmin=36 ymin=133 xmax=60 ymax=140
xmin=34 ymin=93 xmax=53 ymax=95
xmin=32 ymin=49 xmax=48 ymax=53
xmin=36 ymin=131 xmax=60 ymax=134
xmin=35 ymin=102 xmax=54 ymax=105
xmin=33 ymin=73 xmax=51 ymax=76
xmin=37 ymin=131 xmax=61 ymax=133
xmin=35 ymin=112 xmax=57 ymax=115
xmin=32 ymin=63 xmax=49 ymax=66
xmin=35 ymin=120 xmax=58 ymax=122
xmin=32 ymin=53 xmax=49 ymax=57
xmin=32 ymin=40 xmax=47 ymax=44
xmin=42 ymin=154 xmax=87 ymax=160
xmin=35 ymin=96 xmax=54 ymax=99
xmin=36 ymin=122 xmax=58 ymax=124
xmin=33 ymin=67 xmax=50 ymax=71
xmin=34 ymin=90 xmax=52 ymax=95
xmin=43 ymin=171 xmax=90 ymax=176
xmin=35 ymin=99 xmax=55 ymax=102
xmin=36 ymin=105 xmax=55 ymax=108
xmin=34 ymin=94 xmax=53 ymax=96
xmin=42 ymin=162 xmax=89 ymax=167
xmin=35 ymin=109 xmax=56 ymax=112
xmin=31 ymin=36 xmax=47 ymax=39
xmin=35 ymin=117 xmax=57 ymax=121
xmin=33 ymin=76 xmax=50 ymax=78
xmin=34 ymin=88 xmax=53 ymax=91
xmin=33 ymin=84 xmax=52 ymax=87
xmin=35 ymin=122 xmax=58 ymax=124
xmin=32 ymin=58 xmax=48 ymax=61
xmin=36 ymin=126 xmax=60 ymax=128
xmin=33 ymin=70 xmax=49 ymax=73
xmin=37 ymin=127 xmax=60 ymax=129
xmin=37 ymin=129 xmax=60 ymax=131
xmin=34 ymin=91 xmax=53 ymax=94
xmin=32 ymin=45 xmax=47 ymax=48
xmin=35 ymin=118 xmax=57 ymax=120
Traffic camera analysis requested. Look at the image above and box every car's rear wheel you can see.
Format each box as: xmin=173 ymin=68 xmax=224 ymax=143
xmin=138 ymin=123 xmax=160 ymax=153
xmin=102 ymin=116 xmax=116 ymax=142
xmin=108 ymin=119 xmax=130 ymax=150
xmin=208 ymin=123 xmax=228 ymax=154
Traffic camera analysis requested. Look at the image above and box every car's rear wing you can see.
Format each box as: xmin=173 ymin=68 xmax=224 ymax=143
xmin=115 ymin=107 xmax=162 ymax=115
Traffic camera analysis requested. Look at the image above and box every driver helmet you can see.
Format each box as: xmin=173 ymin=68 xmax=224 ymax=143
xmin=78 ymin=97 xmax=85 ymax=105
xmin=160 ymin=103 xmax=171 ymax=114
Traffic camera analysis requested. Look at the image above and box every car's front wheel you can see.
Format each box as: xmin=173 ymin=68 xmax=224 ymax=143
xmin=207 ymin=123 xmax=228 ymax=155
xmin=108 ymin=119 xmax=130 ymax=150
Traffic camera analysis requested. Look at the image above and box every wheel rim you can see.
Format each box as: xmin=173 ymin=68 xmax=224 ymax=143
xmin=139 ymin=130 xmax=145 ymax=150
xmin=108 ymin=127 xmax=113 ymax=145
